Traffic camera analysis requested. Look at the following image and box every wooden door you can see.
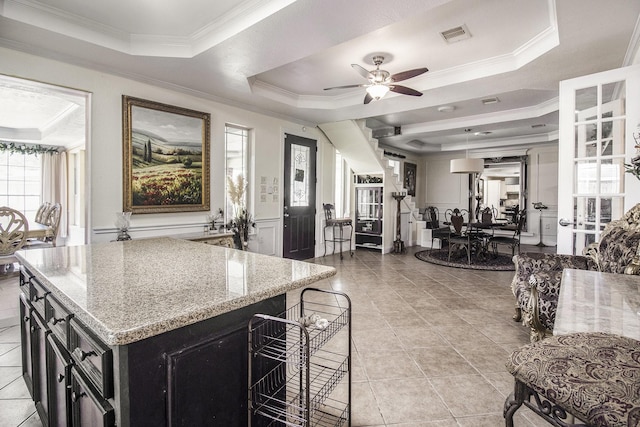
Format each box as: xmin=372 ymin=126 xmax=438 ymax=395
xmin=283 ymin=134 xmax=317 ymax=260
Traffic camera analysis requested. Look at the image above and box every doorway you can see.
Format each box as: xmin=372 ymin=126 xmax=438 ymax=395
xmin=0 ymin=74 xmax=90 ymax=245
xmin=283 ymin=134 xmax=317 ymax=260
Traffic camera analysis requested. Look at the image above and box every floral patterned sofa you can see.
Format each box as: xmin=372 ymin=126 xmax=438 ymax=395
xmin=511 ymin=203 xmax=640 ymax=342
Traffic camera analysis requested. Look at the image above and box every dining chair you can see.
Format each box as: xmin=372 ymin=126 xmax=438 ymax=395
xmin=34 ymin=202 xmax=50 ymax=224
xmin=0 ymin=206 xmax=29 ymax=273
xmin=447 ymin=208 xmax=473 ymax=264
xmin=426 ymin=206 xmax=450 ymax=249
xmin=27 ymin=202 xmax=61 ymax=248
xmin=490 ymin=210 xmax=526 ymax=256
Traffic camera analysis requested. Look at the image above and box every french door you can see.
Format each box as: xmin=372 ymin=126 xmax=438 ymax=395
xmin=557 ymin=64 xmax=640 ymax=254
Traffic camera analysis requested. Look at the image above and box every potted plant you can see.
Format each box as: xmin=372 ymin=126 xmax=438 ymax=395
xmin=226 ymin=175 xmax=254 ymax=250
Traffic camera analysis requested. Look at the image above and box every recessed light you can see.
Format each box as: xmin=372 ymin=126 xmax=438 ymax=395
xmin=474 ymin=131 xmax=491 ymax=136
xmin=437 ymin=105 xmax=455 ymax=113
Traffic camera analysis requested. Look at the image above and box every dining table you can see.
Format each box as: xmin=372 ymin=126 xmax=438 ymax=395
xmin=466 ymin=220 xmax=512 ymax=257
xmin=26 ymin=221 xmax=53 ymax=240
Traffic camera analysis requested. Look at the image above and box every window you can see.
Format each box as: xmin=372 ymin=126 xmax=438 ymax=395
xmin=225 ymin=125 xmax=250 ymax=220
xmin=0 ymin=151 xmax=41 ymax=221
xmin=334 ymin=151 xmax=350 ymax=217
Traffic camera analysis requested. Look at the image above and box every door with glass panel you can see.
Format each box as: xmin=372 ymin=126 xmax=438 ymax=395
xmin=283 ymin=134 xmax=317 ymax=260
xmin=557 ymin=65 xmax=640 ymax=254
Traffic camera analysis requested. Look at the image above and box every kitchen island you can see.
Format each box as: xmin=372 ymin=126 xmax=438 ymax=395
xmin=16 ymin=237 xmax=336 ymax=426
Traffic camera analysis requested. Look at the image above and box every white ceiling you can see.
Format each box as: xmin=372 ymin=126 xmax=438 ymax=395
xmin=0 ymin=0 xmax=638 ymax=153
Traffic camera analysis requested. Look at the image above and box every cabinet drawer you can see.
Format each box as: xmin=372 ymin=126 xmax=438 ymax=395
xmin=45 ymin=295 xmax=72 ymax=350
xmin=19 ymin=269 xmax=32 ymax=299
xmin=31 ymin=279 xmax=49 ymax=318
xmin=69 ymin=318 xmax=113 ymax=399
xmin=70 ymin=366 xmax=115 ymax=427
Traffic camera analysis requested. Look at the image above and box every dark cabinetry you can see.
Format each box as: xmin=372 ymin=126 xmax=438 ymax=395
xmin=19 ymin=265 xmax=287 ymax=426
xmin=19 ymin=267 xmax=114 ymax=427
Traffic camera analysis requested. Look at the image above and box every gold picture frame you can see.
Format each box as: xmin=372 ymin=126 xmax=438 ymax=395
xmin=122 ymin=96 xmax=210 ymax=214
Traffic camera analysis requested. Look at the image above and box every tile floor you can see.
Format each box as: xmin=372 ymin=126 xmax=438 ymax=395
xmin=0 ymin=244 xmax=555 ymax=426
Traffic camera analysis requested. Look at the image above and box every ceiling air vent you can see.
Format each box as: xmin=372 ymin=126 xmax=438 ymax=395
xmin=481 ymin=97 xmax=500 ymax=105
xmin=440 ymin=25 xmax=471 ymax=43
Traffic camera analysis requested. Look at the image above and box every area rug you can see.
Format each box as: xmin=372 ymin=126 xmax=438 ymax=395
xmin=415 ymin=249 xmax=515 ymax=271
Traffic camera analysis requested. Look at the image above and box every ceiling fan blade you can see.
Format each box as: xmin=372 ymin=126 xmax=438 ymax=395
xmin=390 ymin=85 xmax=423 ymax=96
xmin=352 ymin=64 xmax=373 ymax=80
xmin=364 ymin=92 xmax=373 ymax=104
xmin=324 ymin=84 xmax=366 ymax=90
xmin=391 ymin=67 xmax=429 ymax=82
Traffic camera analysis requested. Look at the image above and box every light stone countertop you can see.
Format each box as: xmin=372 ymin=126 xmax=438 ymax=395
xmin=554 ymin=268 xmax=640 ymax=340
xmin=16 ymin=238 xmax=336 ymax=346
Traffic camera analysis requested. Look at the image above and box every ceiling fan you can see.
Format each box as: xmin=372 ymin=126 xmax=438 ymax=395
xmin=324 ymin=55 xmax=428 ymax=104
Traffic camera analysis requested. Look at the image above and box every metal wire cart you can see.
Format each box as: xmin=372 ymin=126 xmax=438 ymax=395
xmin=248 ymin=288 xmax=351 ymax=426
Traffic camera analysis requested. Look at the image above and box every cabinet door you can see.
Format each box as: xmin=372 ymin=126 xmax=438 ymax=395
xmin=19 ymin=294 xmax=35 ymax=399
xmin=70 ymin=367 xmax=115 ymax=427
xmin=46 ymin=334 xmax=71 ymax=427
xmin=33 ymin=312 xmax=50 ymax=427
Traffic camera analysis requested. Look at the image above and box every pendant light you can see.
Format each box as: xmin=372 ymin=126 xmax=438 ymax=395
xmin=450 ymin=129 xmax=484 ymax=173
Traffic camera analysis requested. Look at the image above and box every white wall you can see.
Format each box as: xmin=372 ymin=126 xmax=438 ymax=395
xmin=0 ymin=47 xmax=334 ymax=256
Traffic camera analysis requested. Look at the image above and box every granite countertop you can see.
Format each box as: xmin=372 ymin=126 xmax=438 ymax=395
xmin=16 ymin=238 xmax=336 ymax=346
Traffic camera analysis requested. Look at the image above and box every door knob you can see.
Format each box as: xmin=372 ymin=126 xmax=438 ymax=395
xmin=558 ymin=218 xmax=574 ymax=227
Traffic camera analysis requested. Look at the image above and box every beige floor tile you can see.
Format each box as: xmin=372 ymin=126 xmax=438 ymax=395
xmin=380 ymin=312 xmax=428 ymax=329
xmin=434 ymin=324 xmax=497 ymax=348
xmin=0 ymin=366 xmax=22 ymax=389
xmin=370 ymin=378 xmax=451 ymax=424
xmin=483 ymin=371 xmax=517 ymax=397
xmin=352 ymin=326 xmax=403 ymax=355
xmin=455 ymin=343 xmax=510 ymax=374
xmin=430 ymin=374 xmax=504 ymax=417
xmin=0 ymin=325 xmax=20 ymax=343
xmin=351 ymin=380 xmax=386 ymax=426
xmin=418 ymin=309 xmax=467 ymax=326
xmin=392 ymin=326 xmax=449 ymax=349
xmin=361 ymin=350 xmax=423 ymax=381
xmin=410 ymin=347 xmax=477 ymax=377
xmin=0 ymin=376 xmax=31 ymax=399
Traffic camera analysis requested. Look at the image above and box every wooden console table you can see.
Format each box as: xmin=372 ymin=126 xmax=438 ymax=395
xmin=554 ymin=269 xmax=640 ymax=340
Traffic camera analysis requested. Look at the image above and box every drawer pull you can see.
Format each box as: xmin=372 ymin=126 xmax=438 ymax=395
xmin=57 ymin=373 xmax=65 ymax=383
xmin=51 ymin=317 xmax=65 ymax=325
xmin=30 ymin=326 xmax=36 ymax=333
xmin=33 ymin=294 xmax=45 ymax=302
xmin=71 ymin=391 xmax=86 ymax=402
xmin=80 ymin=350 xmax=96 ymax=361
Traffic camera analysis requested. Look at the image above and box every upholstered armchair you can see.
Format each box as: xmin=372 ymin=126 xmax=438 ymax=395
xmin=511 ymin=203 xmax=640 ymax=342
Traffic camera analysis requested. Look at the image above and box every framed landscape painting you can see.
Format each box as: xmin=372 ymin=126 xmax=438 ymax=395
xmin=122 ymin=96 xmax=210 ymax=213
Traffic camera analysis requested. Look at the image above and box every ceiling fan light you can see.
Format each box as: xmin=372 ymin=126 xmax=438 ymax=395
xmin=366 ymin=84 xmax=390 ymax=100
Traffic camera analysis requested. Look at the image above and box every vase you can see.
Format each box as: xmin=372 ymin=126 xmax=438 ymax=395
xmin=115 ymin=212 xmax=132 ymax=241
